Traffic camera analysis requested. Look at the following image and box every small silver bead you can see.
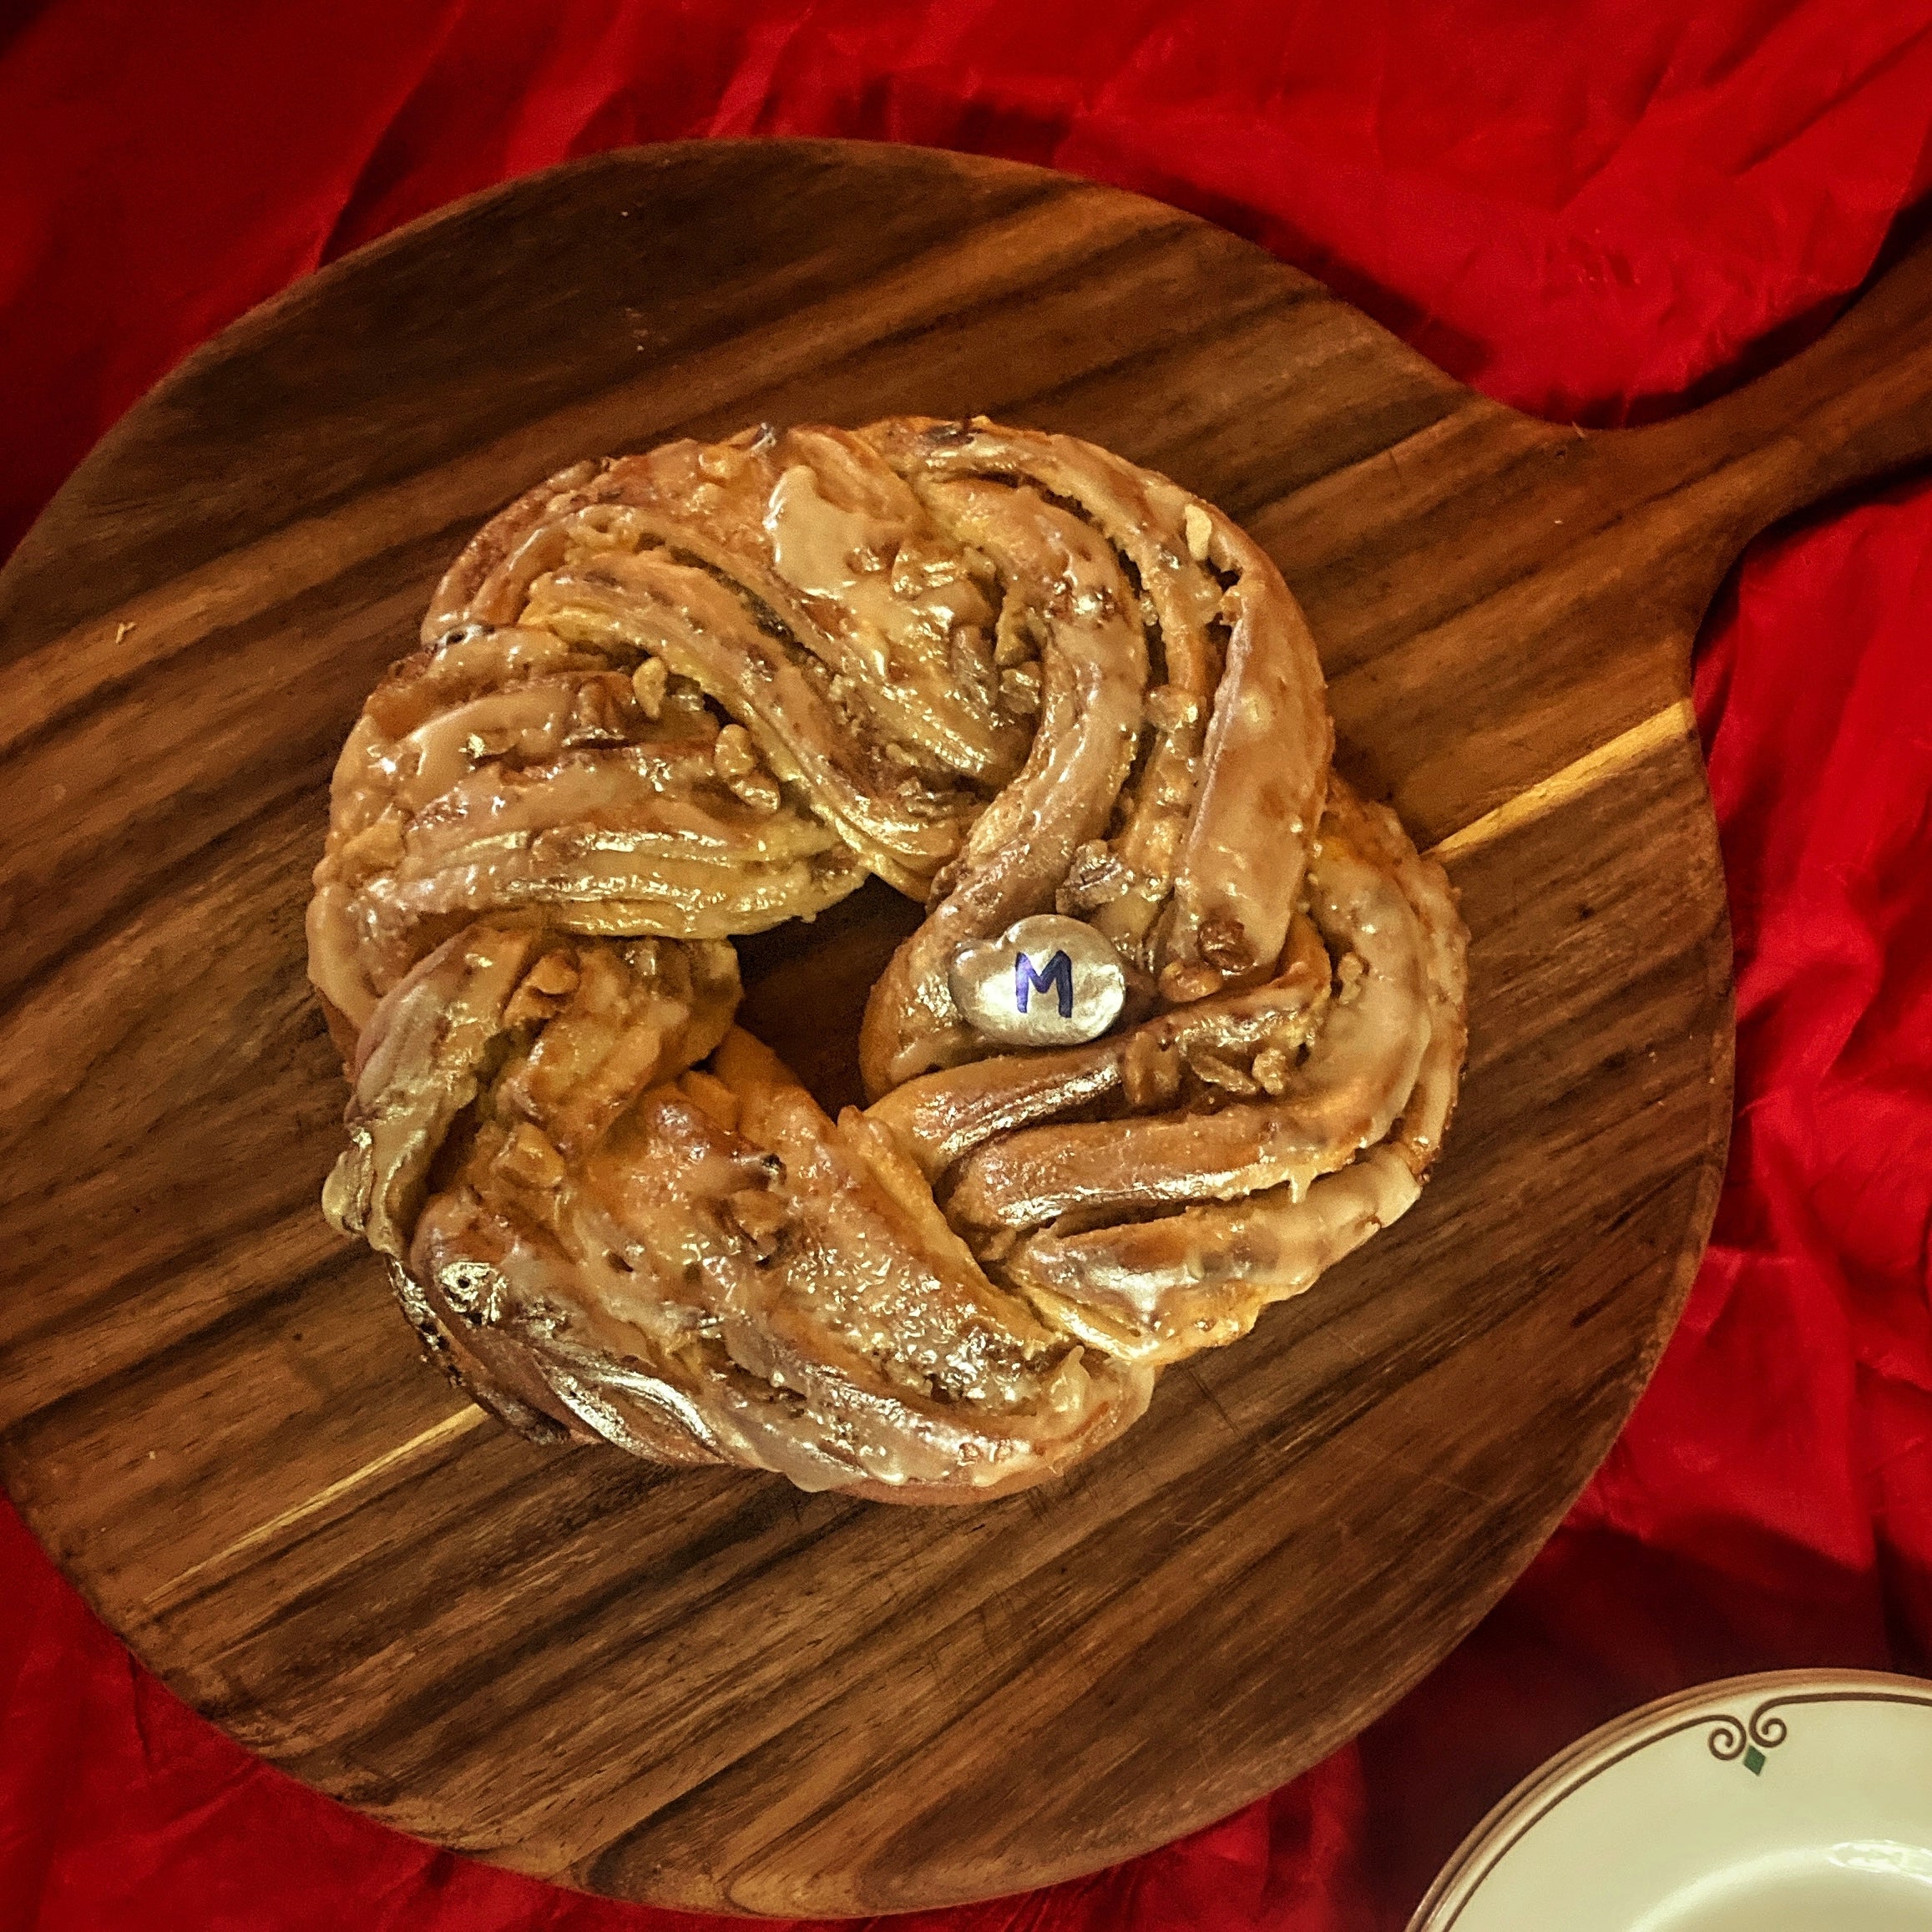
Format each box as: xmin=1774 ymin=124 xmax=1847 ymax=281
xmin=948 ymin=914 xmax=1127 ymax=1048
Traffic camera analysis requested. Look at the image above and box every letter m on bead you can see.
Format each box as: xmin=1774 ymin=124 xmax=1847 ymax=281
xmin=1014 ymin=950 xmax=1075 ymax=1019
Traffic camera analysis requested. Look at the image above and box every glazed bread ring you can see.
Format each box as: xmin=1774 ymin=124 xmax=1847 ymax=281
xmin=311 ymin=417 xmax=1469 ymax=1502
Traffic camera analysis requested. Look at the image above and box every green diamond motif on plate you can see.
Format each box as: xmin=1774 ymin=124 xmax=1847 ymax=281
xmin=1743 ymin=1745 xmax=1766 ymax=1776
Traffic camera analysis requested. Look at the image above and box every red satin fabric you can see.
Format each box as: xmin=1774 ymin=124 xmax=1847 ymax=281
xmin=5 ymin=6 xmax=1932 ymax=1929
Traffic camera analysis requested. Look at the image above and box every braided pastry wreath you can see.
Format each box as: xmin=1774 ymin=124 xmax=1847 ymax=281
xmin=311 ymin=418 xmax=1469 ymax=1504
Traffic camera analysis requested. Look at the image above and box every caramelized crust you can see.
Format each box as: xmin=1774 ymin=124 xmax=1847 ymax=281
xmin=311 ymin=416 xmax=1468 ymax=1500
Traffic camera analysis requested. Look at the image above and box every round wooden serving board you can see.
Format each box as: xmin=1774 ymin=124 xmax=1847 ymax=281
xmin=6 ymin=143 xmax=1932 ymax=1918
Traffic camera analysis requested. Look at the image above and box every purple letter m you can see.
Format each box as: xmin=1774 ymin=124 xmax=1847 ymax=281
xmin=1014 ymin=949 xmax=1075 ymax=1019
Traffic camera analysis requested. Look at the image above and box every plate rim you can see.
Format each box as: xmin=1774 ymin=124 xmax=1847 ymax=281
xmin=1408 ymin=1665 xmax=1932 ymax=1929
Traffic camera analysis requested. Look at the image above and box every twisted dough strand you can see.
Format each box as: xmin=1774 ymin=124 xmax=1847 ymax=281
xmin=311 ymin=417 xmax=1468 ymax=1500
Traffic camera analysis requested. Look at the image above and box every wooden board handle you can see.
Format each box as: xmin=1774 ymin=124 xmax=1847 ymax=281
xmin=1629 ymin=213 xmax=1932 ymax=545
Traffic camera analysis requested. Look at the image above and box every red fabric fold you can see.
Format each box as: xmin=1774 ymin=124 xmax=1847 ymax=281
xmin=5 ymin=4 xmax=1932 ymax=1928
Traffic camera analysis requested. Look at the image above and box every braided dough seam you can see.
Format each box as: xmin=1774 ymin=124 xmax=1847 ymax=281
xmin=311 ymin=417 xmax=1468 ymax=1501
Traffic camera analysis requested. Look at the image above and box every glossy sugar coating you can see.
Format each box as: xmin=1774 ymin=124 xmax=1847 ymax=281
xmin=311 ymin=417 xmax=1469 ymax=1501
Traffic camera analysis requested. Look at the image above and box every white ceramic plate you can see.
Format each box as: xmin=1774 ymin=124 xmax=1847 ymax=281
xmin=1409 ymin=1670 xmax=1932 ymax=1930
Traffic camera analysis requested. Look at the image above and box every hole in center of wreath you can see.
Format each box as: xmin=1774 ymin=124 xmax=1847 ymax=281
xmin=731 ymin=876 xmax=927 ymax=1116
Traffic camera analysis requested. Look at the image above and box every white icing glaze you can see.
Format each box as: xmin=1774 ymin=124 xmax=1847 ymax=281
xmin=312 ymin=417 xmax=1469 ymax=1499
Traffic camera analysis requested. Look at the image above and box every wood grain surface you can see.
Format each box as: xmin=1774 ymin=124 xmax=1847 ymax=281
xmin=4 ymin=141 xmax=1931 ymax=1917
